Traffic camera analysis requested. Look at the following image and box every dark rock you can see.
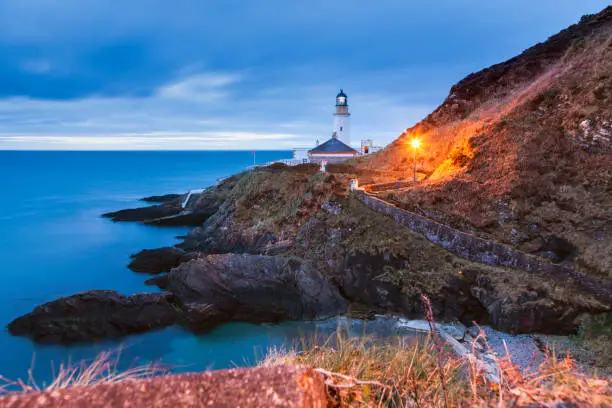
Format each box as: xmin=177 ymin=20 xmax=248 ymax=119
xmin=338 ymin=253 xmax=413 ymax=314
xmin=167 ymin=254 xmax=348 ymax=322
xmin=102 ymin=205 xmax=180 ymax=222
xmin=335 ymin=252 xmax=490 ymax=325
xmin=179 ymin=202 xmax=274 ymax=254
xmin=179 ymin=303 xmax=229 ymax=332
xmin=7 ymin=291 xmax=180 ymax=343
xmin=140 ymin=193 xmax=183 ymax=203
xmin=128 ymin=247 xmax=194 ymax=274
xmin=540 ymin=235 xmax=578 ymax=263
xmin=145 ymin=274 xmax=170 ymax=289
xmin=469 ymin=275 xmax=583 ymax=334
xmin=9 ymin=253 xmax=348 ymax=344
xmin=104 ymin=192 xmax=214 ymax=226
xmin=180 ymin=202 xmax=245 ymax=252
xmin=144 ymin=211 xmax=214 ymax=227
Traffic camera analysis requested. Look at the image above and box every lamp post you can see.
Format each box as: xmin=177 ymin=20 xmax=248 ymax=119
xmin=410 ymin=138 xmax=420 ymax=182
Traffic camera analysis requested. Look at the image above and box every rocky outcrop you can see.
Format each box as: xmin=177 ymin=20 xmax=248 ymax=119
xmin=469 ymin=273 xmax=585 ymax=334
xmin=293 ymin=198 xmax=609 ymax=334
xmin=128 ymin=247 xmax=197 ymax=274
xmin=179 ymin=201 xmax=250 ymax=253
xmin=335 ymin=253 xmax=490 ymax=325
xmin=143 ymin=211 xmax=214 ymax=226
xmin=140 ymin=193 xmax=183 ymax=203
xmin=103 ymin=202 xmax=214 ymax=227
xmin=7 ymin=291 xmax=181 ymax=343
xmin=102 ymin=204 xmax=181 ymax=222
xmin=145 ymin=274 xmax=170 ymax=289
xmin=167 ymin=254 xmax=348 ymax=324
xmin=179 ymin=201 xmax=289 ymax=255
xmin=9 ymin=254 xmax=348 ymax=342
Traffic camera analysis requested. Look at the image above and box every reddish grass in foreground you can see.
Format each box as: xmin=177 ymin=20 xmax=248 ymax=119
xmin=0 ymin=334 xmax=608 ymax=407
xmin=0 ymin=350 xmax=167 ymax=395
xmin=259 ymin=297 xmax=610 ymax=407
xmin=260 ymin=331 xmax=611 ymax=407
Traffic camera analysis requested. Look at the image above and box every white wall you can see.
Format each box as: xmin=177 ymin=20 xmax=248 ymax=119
xmin=333 ymin=113 xmax=351 ymax=145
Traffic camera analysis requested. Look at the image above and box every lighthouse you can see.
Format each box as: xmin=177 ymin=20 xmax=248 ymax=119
xmin=333 ymin=89 xmax=351 ymax=146
xmin=308 ymin=89 xmax=358 ymax=164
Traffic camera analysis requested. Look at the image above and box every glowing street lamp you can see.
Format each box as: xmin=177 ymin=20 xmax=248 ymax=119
xmin=410 ymin=138 xmax=420 ymax=182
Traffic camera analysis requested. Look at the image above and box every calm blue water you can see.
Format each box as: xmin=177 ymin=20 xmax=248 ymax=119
xmin=0 ymin=150 xmax=341 ymax=383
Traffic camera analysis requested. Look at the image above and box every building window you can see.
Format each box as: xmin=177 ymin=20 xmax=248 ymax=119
xmin=340 ymin=126 xmax=343 ymax=131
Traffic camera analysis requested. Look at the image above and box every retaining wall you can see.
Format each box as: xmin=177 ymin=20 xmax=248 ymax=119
xmin=354 ymin=190 xmax=612 ymax=304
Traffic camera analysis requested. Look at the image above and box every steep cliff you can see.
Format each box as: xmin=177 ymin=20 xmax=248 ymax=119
xmin=358 ymin=7 xmax=612 ymax=278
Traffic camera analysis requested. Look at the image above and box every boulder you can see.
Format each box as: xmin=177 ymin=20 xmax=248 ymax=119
xmin=166 ymin=254 xmax=348 ymax=322
xmin=128 ymin=247 xmax=197 ymax=274
xmin=7 ymin=291 xmax=180 ymax=343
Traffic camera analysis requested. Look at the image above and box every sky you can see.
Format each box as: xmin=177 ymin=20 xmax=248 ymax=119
xmin=0 ymin=1 xmax=609 ymax=150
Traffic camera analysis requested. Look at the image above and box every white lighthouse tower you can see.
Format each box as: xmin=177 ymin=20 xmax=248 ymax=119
xmin=333 ymin=89 xmax=351 ymax=146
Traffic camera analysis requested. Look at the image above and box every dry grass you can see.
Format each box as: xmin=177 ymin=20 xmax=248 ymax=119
xmin=354 ymin=24 xmax=612 ymax=278
xmin=259 ymin=330 xmax=466 ymax=407
xmin=0 ymin=349 xmax=167 ymax=395
xmin=0 ymin=326 xmax=608 ymax=406
xmin=260 ymin=329 xmax=612 ymax=407
xmin=229 ymin=168 xmax=346 ymax=239
xmin=258 ymin=297 xmax=612 ymax=407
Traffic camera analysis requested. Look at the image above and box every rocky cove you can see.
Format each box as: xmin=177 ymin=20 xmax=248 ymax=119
xmin=8 ymin=165 xmax=609 ymax=351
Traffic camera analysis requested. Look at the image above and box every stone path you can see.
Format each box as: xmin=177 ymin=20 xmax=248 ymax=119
xmin=353 ymin=188 xmax=612 ymax=305
xmin=182 ymin=188 xmax=204 ymax=209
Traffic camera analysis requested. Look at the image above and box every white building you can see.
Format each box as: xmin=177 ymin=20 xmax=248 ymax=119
xmin=308 ymin=90 xmax=359 ymax=164
xmin=360 ymin=139 xmax=383 ymax=155
xmin=332 ymin=89 xmax=351 ymax=146
xmin=259 ymin=90 xmax=384 ymax=168
xmin=292 ymin=148 xmax=310 ymax=162
xmin=308 ymin=134 xmax=359 ymax=164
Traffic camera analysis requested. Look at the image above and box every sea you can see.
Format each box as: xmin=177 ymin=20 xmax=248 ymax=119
xmin=0 ymin=151 xmax=419 ymax=386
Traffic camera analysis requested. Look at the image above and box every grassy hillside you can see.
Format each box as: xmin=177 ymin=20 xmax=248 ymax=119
xmin=357 ymin=7 xmax=612 ymax=278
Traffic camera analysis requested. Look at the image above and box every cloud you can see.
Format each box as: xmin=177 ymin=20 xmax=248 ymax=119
xmin=157 ymin=73 xmax=242 ymax=101
xmin=0 ymin=80 xmax=435 ymax=150
xmin=0 ymin=1 xmax=610 ymax=149
xmin=0 ymin=60 xmax=443 ymax=150
xmin=0 ymin=131 xmax=299 ymax=150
